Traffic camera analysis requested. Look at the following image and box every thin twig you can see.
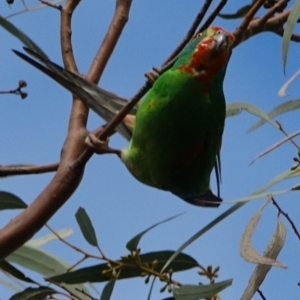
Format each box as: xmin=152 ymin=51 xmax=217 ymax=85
xmin=249 ymin=129 xmax=300 ymax=165
xmin=257 ymin=288 xmax=267 ymax=300
xmin=198 ymin=0 xmax=228 ymax=33
xmin=46 ymin=278 xmax=81 ymax=300
xmin=39 ymin=0 xmax=62 ymax=10
xmin=86 ymin=0 xmax=133 ymax=83
xmin=276 ymin=121 xmax=300 ymax=151
xmin=271 ymin=197 xmax=300 ymax=241
xmin=45 ymin=224 xmax=102 ymax=260
xmin=75 ymin=288 xmax=97 ymax=300
xmin=232 ymin=0 xmax=266 ymax=47
xmin=162 ymin=0 xmax=213 ymax=64
xmin=0 ymin=163 xmax=58 ymax=177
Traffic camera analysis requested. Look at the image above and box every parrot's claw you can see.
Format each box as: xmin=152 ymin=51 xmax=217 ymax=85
xmin=145 ymin=68 xmax=160 ymax=84
xmin=85 ymin=133 xmax=121 ymax=157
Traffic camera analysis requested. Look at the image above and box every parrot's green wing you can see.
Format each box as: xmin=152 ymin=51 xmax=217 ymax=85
xmin=13 ymin=48 xmax=136 ymax=140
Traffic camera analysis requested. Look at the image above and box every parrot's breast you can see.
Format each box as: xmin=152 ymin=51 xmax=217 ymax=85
xmin=121 ymin=69 xmax=226 ymax=196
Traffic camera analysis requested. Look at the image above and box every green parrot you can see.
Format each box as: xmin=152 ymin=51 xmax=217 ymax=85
xmin=14 ymin=26 xmax=233 ymax=208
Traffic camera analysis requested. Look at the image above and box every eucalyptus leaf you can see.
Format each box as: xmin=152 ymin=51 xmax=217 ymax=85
xmin=173 ymin=279 xmax=232 ymax=300
xmin=75 ymin=207 xmax=98 ymax=247
xmin=282 ymin=0 xmax=300 ymax=72
xmin=126 ymin=212 xmax=184 ymax=251
xmin=50 ymin=251 xmax=198 ymax=284
xmin=0 ymin=191 xmax=27 ymax=210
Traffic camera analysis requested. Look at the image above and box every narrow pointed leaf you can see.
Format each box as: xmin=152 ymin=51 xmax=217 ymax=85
xmin=248 ymin=99 xmax=300 ymax=132
xmin=0 ymin=278 xmax=20 ymax=292
xmin=240 ymin=202 xmax=287 ymax=268
xmin=253 ymin=168 xmax=299 ymax=195
xmin=282 ymin=0 xmax=300 ymax=72
xmin=0 ymin=260 xmax=35 ymax=283
xmin=26 ymin=228 xmax=73 ymax=247
xmin=240 ymin=217 xmax=287 ymax=300
xmin=75 ymin=207 xmax=98 ymax=247
xmin=126 ymin=213 xmax=184 ymax=251
xmin=161 ymin=202 xmax=246 ymax=272
xmin=9 ymin=286 xmax=56 ymax=300
xmin=226 ymin=103 xmax=243 ymax=118
xmin=0 ymin=191 xmax=27 ymax=210
xmin=225 ymin=102 xmax=273 ymax=125
xmin=50 ymin=251 xmax=198 ymax=284
xmin=278 ymin=71 xmax=300 ymax=97
xmin=100 ymin=280 xmax=116 ymax=300
xmin=173 ymin=279 xmax=232 ymax=300
xmin=0 ymin=16 xmax=48 ymax=59
xmin=219 ymin=4 xmax=251 ymax=19
xmin=250 ymin=129 xmax=300 ymax=165
xmin=7 ymin=244 xmax=91 ymax=300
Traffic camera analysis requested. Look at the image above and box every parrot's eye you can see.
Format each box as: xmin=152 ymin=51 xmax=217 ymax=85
xmin=195 ymin=32 xmax=202 ymax=38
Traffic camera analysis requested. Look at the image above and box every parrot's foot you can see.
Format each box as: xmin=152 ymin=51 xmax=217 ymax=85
xmin=85 ymin=133 xmax=121 ymax=157
xmin=145 ymin=68 xmax=160 ymax=84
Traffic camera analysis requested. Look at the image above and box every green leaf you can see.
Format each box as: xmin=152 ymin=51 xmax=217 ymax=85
xmin=226 ymin=103 xmax=243 ymax=118
xmin=0 ymin=16 xmax=48 ymax=59
xmin=75 ymin=207 xmax=98 ymax=247
xmin=0 ymin=278 xmax=20 ymax=293
xmin=126 ymin=213 xmax=184 ymax=251
xmin=0 ymin=260 xmax=35 ymax=283
xmin=100 ymin=280 xmax=116 ymax=300
xmin=0 ymin=191 xmax=27 ymax=210
xmin=9 ymin=286 xmax=56 ymax=300
xmin=282 ymin=0 xmax=300 ymax=72
xmin=225 ymin=102 xmax=273 ymax=125
xmin=173 ymin=279 xmax=232 ymax=300
xmin=219 ymin=4 xmax=251 ymax=19
xmin=50 ymin=251 xmax=198 ymax=284
xmin=248 ymin=99 xmax=300 ymax=132
xmin=7 ymin=244 xmax=91 ymax=300
xmin=161 ymin=202 xmax=246 ymax=273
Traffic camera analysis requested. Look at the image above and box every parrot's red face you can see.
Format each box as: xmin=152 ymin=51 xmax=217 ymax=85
xmin=179 ymin=27 xmax=234 ymax=91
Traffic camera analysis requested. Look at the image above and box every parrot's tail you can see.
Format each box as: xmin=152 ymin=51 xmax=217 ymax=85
xmin=13 ymin=47 xmax=136 ymax=140
xmin=176 ymin=189 xmax=222 ymax=208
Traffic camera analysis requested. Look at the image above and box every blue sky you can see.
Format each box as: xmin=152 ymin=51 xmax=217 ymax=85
xmin=1 ymin=1 xmax=300 ymax=299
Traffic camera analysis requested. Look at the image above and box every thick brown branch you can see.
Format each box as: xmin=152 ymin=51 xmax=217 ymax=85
xmin=0 ymin=0 xmax=133 ymax=260
xmin=87 ymin=0 xmax=133 ymax=83
xmin=0 ymin=163 xmax=58 ymax=177
xmin=0 ymin=0 xmax=88 ymax=260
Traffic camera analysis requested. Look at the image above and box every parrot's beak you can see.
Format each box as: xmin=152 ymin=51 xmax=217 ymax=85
xmin=213 ymin=32 xmax=228 ymax=52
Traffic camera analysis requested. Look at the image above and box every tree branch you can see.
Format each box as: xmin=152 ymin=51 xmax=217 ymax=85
xmin=0 ymin=163 xmax=58 ymax=177
xmin=0 ymin=0 xmax=133 ymax=259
